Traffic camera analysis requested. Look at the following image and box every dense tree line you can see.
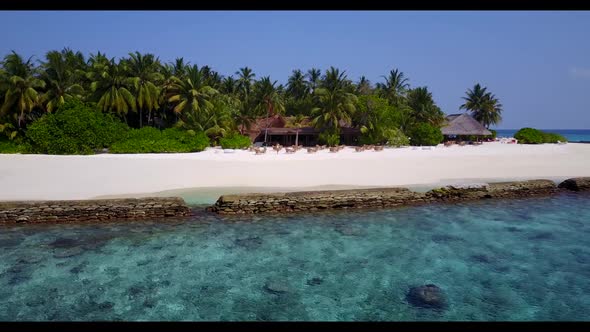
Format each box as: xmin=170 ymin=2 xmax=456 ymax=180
xmin=0 ymin=48 xmax=503 ymax=150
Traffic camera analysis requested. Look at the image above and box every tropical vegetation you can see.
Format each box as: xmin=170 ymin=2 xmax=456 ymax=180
xmin=514 ymin=128 xmax=567 ymax=144
xmin=0 ymin=48 xmax=508 ymax=154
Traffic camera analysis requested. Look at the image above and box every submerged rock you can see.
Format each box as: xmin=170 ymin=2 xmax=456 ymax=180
xmin=335 ymin=226 xmax=365 ymax=236
xmin=431 ymin=234 xmax=462 ymax=243
xmin=306 ymin=277 xmax=324 ymax=286
xmin=470 ymin=254 xmax=494 ymax=264
xmin=98 ymin=301 xmax=115 ymax=310
xmin=48 ymin=237 xmax=80 ymax=249
xmin=53 ymin=247 xmax=85 ymax=258
xmin=234 ymin=236 xmax=263 ymax=249
xmin=263 ymin=280 xmax=292 ymax=294
xmin=528 ymin=232 xmax=555 ymax=240
xmin=406 ymin=284 xmax=446 ymax=309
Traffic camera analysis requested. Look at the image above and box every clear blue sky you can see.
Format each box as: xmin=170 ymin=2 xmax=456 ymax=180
xmin=1 ymin=11 xmax=589 ymax=129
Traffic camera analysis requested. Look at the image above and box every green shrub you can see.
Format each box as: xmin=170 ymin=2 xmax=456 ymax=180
xmin=514 ymin=128 xmax=566 ymax=144
xmin=110 ymin=127 xmax=209 ymax=153
xmin=219 ymin=132 xmax=251 ymax=149
xmin=488 ymin=129 xmax=497 ymax=140
xmin=0 ymin=139 xmax=23 ymax=154
xmin=384 ymin=128 xmax=410 ymax=147
xmin=541 ymin=132 xmax=567 ymax=143
xmin=514 ymin=128 xmax=544 ymax=144
xmin=318 ymin=131 xmax=340 ymax=146
xmin=25 ymin=100 xmax=129 ymax=154
xmin=407 ymin=123 xmax=443 ymax=146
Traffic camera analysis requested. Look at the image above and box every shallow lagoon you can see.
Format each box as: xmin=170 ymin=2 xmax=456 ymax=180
xmin=1 ymin=193 xmax=589 ymax=321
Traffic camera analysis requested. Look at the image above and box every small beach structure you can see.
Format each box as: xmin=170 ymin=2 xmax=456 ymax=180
xmin=441 ymin=113 xmax=492 ymax=142
xmin=240 ymin=115 xmax=360 ymax=147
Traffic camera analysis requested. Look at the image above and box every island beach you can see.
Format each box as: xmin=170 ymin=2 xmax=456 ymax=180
xmin=1 ymin=141 xmax=589 ymax=201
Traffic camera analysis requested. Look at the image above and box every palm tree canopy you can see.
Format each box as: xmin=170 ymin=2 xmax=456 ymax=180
xmin=286 ymin=69 xmax=309 ymax=101
xmin=460 ymin=83 xmax=503 ymax=128
xmin=406 ymin=86 xmax=445 ymax=126
xmin=0 ymin=51 xmax=46 ymax=125
xmin=376 ymin=69 xmax=409 ymax=105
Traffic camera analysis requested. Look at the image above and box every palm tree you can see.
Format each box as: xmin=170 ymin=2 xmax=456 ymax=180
xmin=0 ymin=51 xmax=46 ymax=128
xmin=406 ymin=87 xmax=444 ymax=126
xmin=460 ymin=83 xmax=503 ymax=128
xmin=356 ymin=76 xmax=372 ymax=95
xmin=306 ymin=68 xmax=321 ymax=94
xmin=171 ymin=57 xmax=188 ymax=79
xmin=236 ymin=67 xmax=255 ymax=97
xmin=286 ymin=114 xmax=306 ymax=147
xmin=254 ymin=76 xmax=285 ymax=144
xmin=39 ymin=50 xmax=86 ymax=113
xmin=126 ymin=52 xmax=164 ymax=127
xmin=166 ymin=64 xmax=218 ymax=127
xmin=321 ymin=67 xmax=350 ymax=92
xmin=88 ymin=56 xmax=136 ymax=121
xmin=311 ymin=87 xmax=357 ymax=134
xmin=377 ymin=69 xmax=410 ymax=105
xmin=221 ymin=76 xmax=238 ymax=95
xmin=286 ymin=69 xmax=309 ymax=101
xmin=477 ymin=94 xmax=503 ymax=129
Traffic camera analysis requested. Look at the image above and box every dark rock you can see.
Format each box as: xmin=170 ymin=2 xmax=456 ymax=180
xmin=48 ymin=238 xmax=80 ymax=249
xmin=17 ymin=255 xmax=45 ymax=264
xmin=98 ymin=301 xmax=115 ymax=310
xmin=25 ymin=297 xmax=47 ymax=307
xmin=528 ymin=232 xmax=555 ymax=240
xmin=431 ymin=234 xmax=462 ymax=243
xmin=470 ymin=254 xmax=493 ymax=264
xmin=306 ymin=277 xmax=323 ymax=286
xmin=53 ymin=247 xmax=85 ymax=258
xmin=70 ymin=261 xmax=89 ymax=274
xmin=234 ymin=236 xmax=263 ymax=249
xmin=558 ymin=177 xmax=590 ymax=191
xmin=158 ymin=280 xmax=171 ymax=287
xmin=128 ymin=286 xmax=144 ymax=299
xmin=335 ymin=226 xmax=365 ymax=236
xmin=263 ymin=280 xmax=292 ymax=294
xmin=105 ymin=267 xmax=120 ymax=276
xmin=406 ymin=284 xmax=446 ymax=309
xmin=0 ymin=237 xmax=23 ymax=248
xmin=81 ymin=234 xmax=114 ymax=250
xmin=143 ymin=298 xmax=157 ymax=308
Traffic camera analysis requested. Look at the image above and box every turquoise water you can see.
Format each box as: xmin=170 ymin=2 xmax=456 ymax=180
xmin=495 ymin=129 xmax=590 ymax=142
xmin=1 ymin=193 xmax=589 ymax=321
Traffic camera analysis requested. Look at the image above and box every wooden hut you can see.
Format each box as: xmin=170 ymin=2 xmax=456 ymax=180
xmin=241 ymin=115 xmax=360 ymax=146
xmin=441 ymin=113 xmax=492 ymax=142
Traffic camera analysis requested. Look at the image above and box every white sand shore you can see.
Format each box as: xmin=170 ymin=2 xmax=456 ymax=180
xmin=0 ymin=142 xmax=589 ymax=201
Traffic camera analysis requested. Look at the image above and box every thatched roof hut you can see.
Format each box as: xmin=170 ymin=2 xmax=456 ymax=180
xmin=441 ymin=113 xmax=492 ymax=136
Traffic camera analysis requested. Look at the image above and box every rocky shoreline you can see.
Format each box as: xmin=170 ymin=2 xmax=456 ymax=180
xmin=207 ymin=178 xmax=590 ymax=215
xmin=1 ymin=178 xmax=589 ymax=223
xmin=0 ymin=197 xmax=191 ymax=224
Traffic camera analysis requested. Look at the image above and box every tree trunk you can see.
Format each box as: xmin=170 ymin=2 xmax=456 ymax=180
xmin=139 ymin=108 xmax=143 ymax=128
xmin=264 ymin=100 xmax=272 ymax=145
xmin=295 ymin=129 xmax=299 ymax=147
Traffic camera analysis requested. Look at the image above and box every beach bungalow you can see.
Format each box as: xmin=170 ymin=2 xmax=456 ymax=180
xmin=241 ymin=115 xmax=360 ymax=146
xmin=441 ymin=113 xmax=492 ymax=142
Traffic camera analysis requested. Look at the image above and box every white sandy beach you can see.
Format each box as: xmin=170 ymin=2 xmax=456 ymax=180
xmin=0 ymin=142 xmax=589 ymax=201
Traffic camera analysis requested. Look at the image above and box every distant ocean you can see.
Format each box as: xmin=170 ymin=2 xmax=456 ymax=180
xmin=494 ymin=129 xmax=590 ymax=142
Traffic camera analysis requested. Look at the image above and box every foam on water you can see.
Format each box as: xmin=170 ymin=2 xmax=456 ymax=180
xmin=0 ymin=193 xmax=589 ymax=321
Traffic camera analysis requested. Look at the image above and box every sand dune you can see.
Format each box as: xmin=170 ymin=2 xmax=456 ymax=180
xmin=0 ymin=142 xmax=588 ymax=201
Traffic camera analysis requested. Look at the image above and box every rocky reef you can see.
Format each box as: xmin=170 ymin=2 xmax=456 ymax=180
xmin=207 ymin=178 xmax=587 ymax=215
xmin=0 ymin=197 xmax=190 ymax=224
